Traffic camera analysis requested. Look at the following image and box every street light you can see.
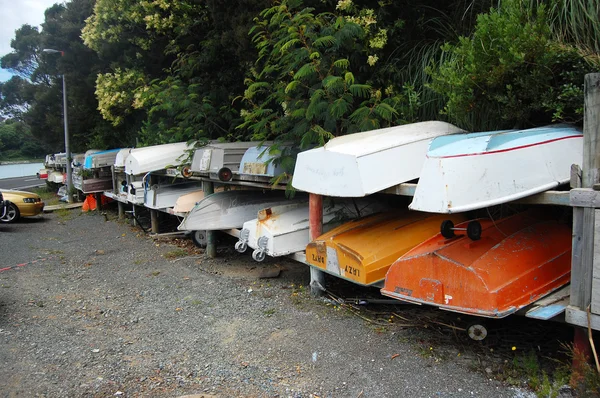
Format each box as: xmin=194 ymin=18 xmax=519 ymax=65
xmin=43 ymin=48 xmax=72 ymax=202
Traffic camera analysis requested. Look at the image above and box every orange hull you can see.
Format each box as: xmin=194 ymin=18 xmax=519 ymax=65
xmin=381 ymin=212 xmax=572 ymax=318
xmin=305 ymin=211 xmax=466 ymax=286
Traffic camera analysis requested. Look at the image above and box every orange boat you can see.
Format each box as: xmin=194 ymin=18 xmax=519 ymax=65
xmin=381 ymin=211 xmax=572 ymax=318
xmin=305 ymin=211 xmax=466 ymax=286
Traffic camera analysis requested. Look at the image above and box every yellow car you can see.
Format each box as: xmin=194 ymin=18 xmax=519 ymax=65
xmin=0 ymin=190 xmax=45 ymax=223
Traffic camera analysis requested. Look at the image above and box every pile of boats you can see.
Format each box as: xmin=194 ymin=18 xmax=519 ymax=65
xmin=40 ymin=121 xmax=583 ymax=321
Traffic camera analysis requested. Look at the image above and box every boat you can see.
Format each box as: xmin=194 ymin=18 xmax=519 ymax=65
xmin=380 ymin=211 xmax=572 ymax=318
xmin=47 ymin=171 xmax=65 ymax=184
xmin=103 ymin=148 xmax=133 ymax=203
xmin=409 ymin=124 xmax=583 ymax=214
xmin=125 ymin=142 xmax=193 ymax=176
xmin=305 ymin=211 xmax=466 ymax=286
xmin=84 ymin=148 xmax=122 ymax=169
xmin=171 ymin=190 xmax=206 ymax=214
xmin=37 ymin=169 xmax=49 ymax=179
xmin=292 ymin=121 xmax=464 ymax=197
xmin=127 ymin=180 xmax=146 ymax=205
xmin=190 ymin=141 xmax=263 ymax=181
xmin=237 ymin=198 xmax=389 ymax=261
xmin=237 ymin=145 xmax=295 ymax=184
xmin=144 ymin=180 xmax=205 ymax=210
xmin=179 ymin=190 xmax=306 ymax=232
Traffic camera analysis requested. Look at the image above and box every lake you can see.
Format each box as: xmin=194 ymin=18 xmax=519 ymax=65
xmin=0 ymin=163 xmax=45 ymax=179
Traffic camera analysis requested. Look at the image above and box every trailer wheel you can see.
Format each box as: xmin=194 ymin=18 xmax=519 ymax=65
xmin=466 ymin=323 xmax=488 ymax=341
xmin=467 ymin=221 xmax=482 ymax=241
xmin=252 ymin=249 xmax=266 ymax=262
xmin=191 ymin=230 xmax=207 ymax=248
xmin=235 ymin=240 xmax=248 ymax=253
xmin=440 ymin=220 xmax=455 ymax=239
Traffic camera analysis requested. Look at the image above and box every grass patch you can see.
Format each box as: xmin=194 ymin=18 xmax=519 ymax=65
xmin=55 ymin=207 xmax=77 ymax=221
xmin=263 ymin=308 xmax=276 ymax=317
xmin=33 ymin=187 xmax=60 ymax=206
xmin=164 ymin=248 xmax=188 ymax=259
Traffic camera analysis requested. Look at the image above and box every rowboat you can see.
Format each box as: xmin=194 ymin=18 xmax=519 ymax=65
xmin=47 ymin=171 xmax=65 ymax=184
xmin=237 ymin=198 xmax=388 ymax=261
xmin=127 ymin=180 xmax=146 ymax=204
xmin=305 ymin=211 xmax=466 ymax=286
xmin=190 ymin=142 xmax=263 ymax=181
xmin=171 ymin=190 xmax=206 ymax=214
xmin=178 ymin=190 xmax=306 ymax=232
xmin=237 ymin=145 xmax=295 ymax=184
xmin=380 ymin=211 xmax=572 ymax=318
xmin=84 ymin=148 xmax=122 ymax=169
xmin=292 ymin=121 xmax=464 ymax=197
xmin=125 ymin=142 xmax=193 ymax=176
xmin=409 ymin=124 xmax=583 ymax=213
xmin=144 ymin=180 xmax=205 ymax=210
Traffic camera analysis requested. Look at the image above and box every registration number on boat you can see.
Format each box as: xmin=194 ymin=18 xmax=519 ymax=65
xmin=344 ymin=265 xmax=360 ymax=277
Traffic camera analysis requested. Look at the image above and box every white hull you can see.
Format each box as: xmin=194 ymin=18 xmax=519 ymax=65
xmin=178 ymin=190 xmax=305 ymax=231
xmin=85 ymin=149 xmax=122 ymax=169
xmin=238 ymin=198 xmax=388 ymax=260
xmin=172 ymin=190 xmax=206 ymax=214
xmin=292 ymin=121 xmax=463 ymax=197
xmin=125 ymin=142 xmax=192 ymax=175
xmin=144 ymin=181 xmax=204 ymax=210
xmin=127 ymin=180 xmax=145 ymax=205
xmin=48 ymin=171 xmax=65 ymax=184
xmin=410 ymin=125 xmax=583 ymax=213
xmin=190 ymin=141 xmax=264 ymax=178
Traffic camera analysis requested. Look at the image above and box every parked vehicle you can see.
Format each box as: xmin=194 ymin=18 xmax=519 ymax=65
xmin=0 ymin=190 xmax=45 ymax=223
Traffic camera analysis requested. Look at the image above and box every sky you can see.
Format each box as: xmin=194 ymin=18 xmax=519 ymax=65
xmin=0 ymin=0 xmax=59 ymax=82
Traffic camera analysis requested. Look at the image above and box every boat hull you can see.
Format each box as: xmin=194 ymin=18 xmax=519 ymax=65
xmin=410 ymin=125 xmax=583 ymax=213
xmin=144 ymin=181 xmax=205 ymax=210
xmin=305 ymin=211 xmax=466 ymax=286
xmin=179 ymin=190 xmax=306 ymax=231
xmin=292 ymin=121 xmax=463 ymax=197
xmin=240 ymin=198 xmax=388 ymax=259
xmin=380 ymin=212 xmax=572 ymax=318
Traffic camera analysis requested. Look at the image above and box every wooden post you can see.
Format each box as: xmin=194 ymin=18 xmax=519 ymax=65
xmin=118 ymin=201 xmax=125 ymax=220
xmin=571 ymin=73 xmax=600 ymax=370
xmin=95 ymin=192 xmax=102 ymax=214
xmin=203 ymin=180 xmax=216 ymax=258
xmin=150 ymin=209 xmax=159 ymax=234
xmin=309 ymin=193 xmax=325 ymax=296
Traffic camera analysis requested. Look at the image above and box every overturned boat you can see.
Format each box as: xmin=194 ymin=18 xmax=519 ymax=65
xmin=292 ymin=121 xmax=464 ymax=197
xmin=178 ymin=190 xmax=306 ymax=233
xmin=380 ymin=211 xmax=572 ymax=318
xmin=237 ymin=198 xmax=388 ymax=261
xmin=144 ymin=180 xmax=205 ymax=211
xmin=305 ymin=211 xmax=466 ymax=286
xmin=190 ymin=141 xmax=264 ymax=181
xmin=409 ymin=124 xmax=583 ymax=213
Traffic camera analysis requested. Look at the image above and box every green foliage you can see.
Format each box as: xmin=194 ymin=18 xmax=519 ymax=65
xmin=239 ymin=0 xmax=422 ymax=178
xmin=0 ymin=120 xmax=46 ymax=160
xmin=427 ymin=0 xmax=594 ymax=131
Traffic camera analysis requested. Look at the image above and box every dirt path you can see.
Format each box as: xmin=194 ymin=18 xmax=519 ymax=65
xmin=0 ymin=209 xmax=560 ymax=397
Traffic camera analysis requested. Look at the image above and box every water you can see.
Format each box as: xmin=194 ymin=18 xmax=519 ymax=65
xmin=0 ymin=163 xmax=45 ymax=179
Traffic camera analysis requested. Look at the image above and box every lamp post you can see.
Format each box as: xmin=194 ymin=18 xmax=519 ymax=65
xmin=42 ymin=48 xmax=72 ymax=203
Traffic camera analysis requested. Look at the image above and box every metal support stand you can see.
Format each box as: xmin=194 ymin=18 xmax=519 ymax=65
xmin=203 ymin=181 xmax=216 ymax=258
xmin=309 ymin=193 xmax=325 ymax=296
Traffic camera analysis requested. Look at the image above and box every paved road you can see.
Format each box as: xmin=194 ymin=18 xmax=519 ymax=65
xmin=0 ymin=175 xmax=46 ymax=190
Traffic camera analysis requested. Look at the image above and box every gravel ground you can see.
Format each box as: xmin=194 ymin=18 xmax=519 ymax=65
xmin=0 ymin=208 xmax=564 ymax=397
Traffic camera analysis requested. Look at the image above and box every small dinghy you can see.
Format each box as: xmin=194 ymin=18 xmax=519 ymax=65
xmin=380 ymin=211 xmax=572 ymax=318
xmin=305 ymin=211 xmax=466 ymax=286
xmin=409 ymin=124 xmax=583 ymax=213
xmin=237 ymin=198 xmax=388 ymax=261
xmin=125 ymin=142 xmax=192 ymax=176
xmin=292 ymin=121 xmax=464 ymax=197
xmin=190 ymin=142 xmax=264 ymax=181
xmin=178 ymin=190 xmax=306 ymax=232
xmin=144 ymin=181 xmax=205 ymax=210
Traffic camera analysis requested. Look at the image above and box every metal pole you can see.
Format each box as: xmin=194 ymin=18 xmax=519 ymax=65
xmin=62 ymin=74 xmax=73 ymax=203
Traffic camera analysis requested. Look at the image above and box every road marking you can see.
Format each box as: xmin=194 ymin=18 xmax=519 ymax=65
xmin=24 ymin=178 xmax=38 ymax=182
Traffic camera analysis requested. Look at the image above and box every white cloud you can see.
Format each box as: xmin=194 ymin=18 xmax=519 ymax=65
xmin=0 ymin=0 xmax=60 ymax=80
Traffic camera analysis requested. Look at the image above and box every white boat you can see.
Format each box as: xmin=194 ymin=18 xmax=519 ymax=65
xmin=125 ymin=142 xmax=193 ymax=176
xmin=236 ymin=198 xmax=388 ymax=261
xmin=292 ymin=121 xmax=464 ymax=197
xmin=126 ymin=180 xmax=146 ymax=205
xmin=114 ymin=148 xmax=132 ymax=172
xmin=237 ymin=145 xmax=293 ymax=184
xmin=84 ymin=148 xmax=122 ymax=169
xmin=190 ymin=141 xmax=263 ymax=180
xmin=409 ymin=124 xmax=583 ymax=214
xmin=179 ymin=190 xmax=306 ymax=232
xmin=144 ymin=180 xmax=205 ymax=210
xmin=47 ymin=171 xmax=65 ymax=184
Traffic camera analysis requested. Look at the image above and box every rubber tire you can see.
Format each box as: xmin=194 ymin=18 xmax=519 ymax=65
xmin=440 ymin=220 xmax=455 ymax=239
xmin=252 ymin=249 xmax=266 ymax=262
xmin=1 ymin=202 xmax=20 ymax=223
xmin=466 ymin=323 xmax=488 ymax=341
xmin=191 ymin=230 xmax=208 ymax=248
xmin=234 ymin=241 xmax=248 ymax=253
xmin=467 ymin=221 xmax=482 ymax=241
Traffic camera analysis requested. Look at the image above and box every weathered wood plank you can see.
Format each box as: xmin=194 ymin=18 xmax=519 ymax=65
xmin=570 ymin=188 xmax=600 ymax=208
xmin=514 ymin=191 xmax=570 ymax=206
xmin=571 ymin=164 xmax=582 ymax=188
xmin=566 ymin=306 xmax=600 ymax=330
xmin=592 ymin=277 xmax=600 ymax=314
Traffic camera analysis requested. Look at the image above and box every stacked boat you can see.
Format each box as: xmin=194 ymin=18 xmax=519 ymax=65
xmin=38 ymin=121 xmax=582 ymax=324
